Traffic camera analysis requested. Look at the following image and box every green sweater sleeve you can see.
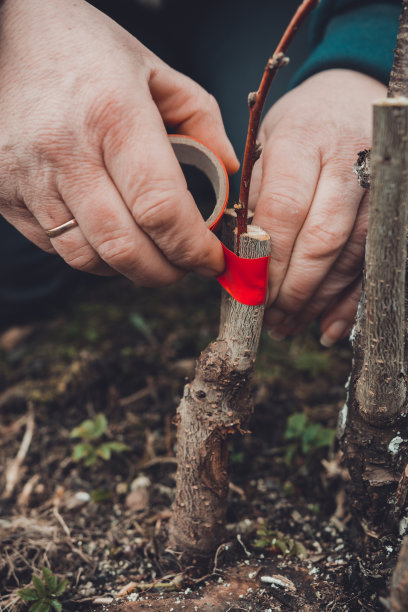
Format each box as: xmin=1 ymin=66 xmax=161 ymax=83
xmin=292 ymin=0 xmax=400 ymax=87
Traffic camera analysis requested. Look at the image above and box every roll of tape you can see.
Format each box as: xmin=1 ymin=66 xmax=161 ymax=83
xmin=169 ymin=134 xmax=229 ymax=230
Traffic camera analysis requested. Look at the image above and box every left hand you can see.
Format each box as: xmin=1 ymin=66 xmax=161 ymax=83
xmin=249 ymin=69 xmax=386 ymax=346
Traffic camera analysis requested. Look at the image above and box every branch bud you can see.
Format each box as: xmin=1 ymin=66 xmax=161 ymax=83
xmin=248 ymin=92 xmax=257 ymax=108
xmin=253 ymin=142 xmax=263 ymax=162
xmin=267 ymin=52 xmax=290 ymax=70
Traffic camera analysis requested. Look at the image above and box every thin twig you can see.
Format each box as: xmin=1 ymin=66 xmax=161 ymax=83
xmin=53 ymin=507 xmax=71 ymax=538
xmin=3 ymin=404 xmax=35 ymax=499
xmin=236 ymin=0 xmax=319 ymax=248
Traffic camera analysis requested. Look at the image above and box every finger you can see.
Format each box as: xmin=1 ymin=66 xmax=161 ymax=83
xmin=265 ymin=189 xmax=368 ymax=336
xmin=0 ymin=203 xmax=56 ymax=254
xmin=265 ymin=159 xmax=364 ymax=330
xmin=58 ymin=162 xmax=185 ymax=286
xmin=25 ymin=191 xmax=114 ymax=276
xmin=148 ymin=58 xmax=239 ymax=174
xmin=320 ymin=276 xmax=362 ymax=347
xmin=252 ymin=131 xmax=321 ymax=304
xmin=103 ymin=90 xmax=225 ymax=277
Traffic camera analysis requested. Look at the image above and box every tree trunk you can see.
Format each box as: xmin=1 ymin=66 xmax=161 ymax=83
xmin=167 ymin=214 xmax=270 ymax=566
xmin=339 ymin=1 xmax=408 ymax=576
xmin=340 ymin=99 xmax=408 ymax=548
xmin=391 ymin=536 xmax=408 ymax=611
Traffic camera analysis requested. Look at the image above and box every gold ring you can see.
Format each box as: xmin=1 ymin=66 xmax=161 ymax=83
xmin=45 ymin=218 xmax=78 ymax=238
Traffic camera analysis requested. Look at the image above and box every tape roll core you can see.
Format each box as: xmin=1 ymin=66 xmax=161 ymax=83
xmin=169 ymin=135 xmax=229 ymax=230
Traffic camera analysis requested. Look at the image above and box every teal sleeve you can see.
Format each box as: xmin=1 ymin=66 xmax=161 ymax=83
xmin=292 ymin=0 xmax=400 ymax=87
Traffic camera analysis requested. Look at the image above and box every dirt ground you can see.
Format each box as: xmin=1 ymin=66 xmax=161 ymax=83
xmin=0 ymin=274 xmax=396 ymax=611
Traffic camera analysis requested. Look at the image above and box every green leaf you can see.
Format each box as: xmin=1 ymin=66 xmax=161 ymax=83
xmin=70 ymin=414 xmax=107 ymax=440
xmin=284 ymin=444 xmax=297 ymax=466
xmin=91 ymin=413 xmax=108 ymax=438
xmin=54 ymin=578 xmax=69 ymax=597
xmin=42 ymin=568 xmax=58 ymax=593
xmin=29 ymin=602 xmax=46 ymax=612
xmin=84 ymin=448 xmax=98 ymax=466
xmin=51 ymin=600 xmax=62 ymax=612
xmin=32 ymin=575 xmax=46 ymax=598
xmin=72 ymin=443 xmax=92 ymax=461
xmin=254 ymin=538 xmax=269 ymax=548
xmin=284 ymin=413 xmax=307 ymax=440
xmin=105 ymin=441 xmax=129 ymax=453
xmin=301 ymin=423 xmax=320 ymax=454
xmin=18 ymin=588 xmax=39 ymax=602
xmin=275 ymin=539 xmax=289 ymax=554
xmin=97 ymin=443 xmax=112 ymax=460
xmin=313 ymin=427 xmax=336 ymax=449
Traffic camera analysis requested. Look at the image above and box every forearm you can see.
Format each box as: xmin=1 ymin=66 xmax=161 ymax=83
xmin=292 ymin=0 xmax=400 ymax=86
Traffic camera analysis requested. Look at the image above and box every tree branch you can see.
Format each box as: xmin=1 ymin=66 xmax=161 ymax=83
xmin=235 ymin=0 xmax=319 ymax=249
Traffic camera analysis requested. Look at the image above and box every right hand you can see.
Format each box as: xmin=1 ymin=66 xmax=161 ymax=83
xmin=0 ymin=0 xmax=238 ymax=285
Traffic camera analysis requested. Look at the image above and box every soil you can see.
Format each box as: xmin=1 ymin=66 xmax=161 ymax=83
xmin=0 ymin=274 xmax=395 ymax=611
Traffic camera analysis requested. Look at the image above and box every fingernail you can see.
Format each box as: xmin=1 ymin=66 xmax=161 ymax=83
xmin=268 ymin=329 xmax=286 ymax=342
xmin=320 ymin=320 xmax=349 ymax=348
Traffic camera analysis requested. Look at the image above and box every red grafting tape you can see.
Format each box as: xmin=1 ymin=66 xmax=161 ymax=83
xmin=170 ymin=134 xmax=269 ymax=306
xmin=217 ymin=243 xmax=270 ymax=306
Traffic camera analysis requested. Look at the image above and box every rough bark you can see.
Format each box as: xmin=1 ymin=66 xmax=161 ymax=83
xmin=356 ymin=100 xmax=408 ymax=424
xmin=391 ymin=537 xmax=408 ymax=611
xmin=340 ymin=99 xmax=408 ymax=545
xmin=389 ymin=1 xmax=408 ymax=99
xmin=168 ymin=217 xmax=270 ymax=565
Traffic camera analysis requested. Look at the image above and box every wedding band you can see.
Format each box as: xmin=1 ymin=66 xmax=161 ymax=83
xmin=45 ymin=218 xmax=78 ymax=238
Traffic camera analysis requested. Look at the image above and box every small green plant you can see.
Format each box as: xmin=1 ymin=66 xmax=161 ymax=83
xmin=284 ymin=412 xmax=335 ymax=465
xmin=254 ymin=521 xmax=307 ymax=558
xmin=70 ymin=413 xmax=129 ymax=467
xmin=18 ymin=567 xmax=68 ymax=612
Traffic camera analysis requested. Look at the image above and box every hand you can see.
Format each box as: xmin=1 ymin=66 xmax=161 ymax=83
xmin=250 ymin=69 xmax=386 ymax=345
xmin=0 ymin=0 xmax=238 ymax=286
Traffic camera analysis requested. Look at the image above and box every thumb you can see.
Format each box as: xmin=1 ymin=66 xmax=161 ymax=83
xmin=148 ymin=57 xmax=239 ymax=175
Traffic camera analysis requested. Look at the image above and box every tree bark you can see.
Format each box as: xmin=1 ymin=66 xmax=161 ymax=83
xmin=340 ymin=99 xmax=408 ymax=544
xmin=356 ymin=100 xmax=408 ymax=425
xmin=168 ymin=217 xmax=270 ymax=565
xmin=389 ymin=1 xmax=408 ymax=99
xmin=391 ymin=537 xmax=408 ymax=611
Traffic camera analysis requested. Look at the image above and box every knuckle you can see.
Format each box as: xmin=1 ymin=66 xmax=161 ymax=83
xmin=268 ymin=189 xmax=306 ymax=227
xmin=64 ymin=244 xmax=100 ymax=272
xmin=303 ymin=221 xmax=348 ymax=260
xmin=133 ymin=184 xmax=181 ymax=234
xmin=188 ymin=89 xmax=222 ymax=127
xmin=280 ymin=284 xmax=308 ymax=314
xmin=205 ymin=92 xmax=221 ymax=115
xmin=335 ymin=242 xmax=365 ymax=279
xmin=95 ymin=234 xmax=135 ymax=267
xmin=84 ymin=90 xmax=127 ymax=136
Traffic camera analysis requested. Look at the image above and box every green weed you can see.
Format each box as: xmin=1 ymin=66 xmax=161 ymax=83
xmin=254 ymin=521 xmax=307 ymax=558
xmin=284 ymin=412 xmax=335 ymax=465
xmin=70 ymin=413 xmax=129 ymax=467
xmin=18 ymin=567 xmax=68 ymax=612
